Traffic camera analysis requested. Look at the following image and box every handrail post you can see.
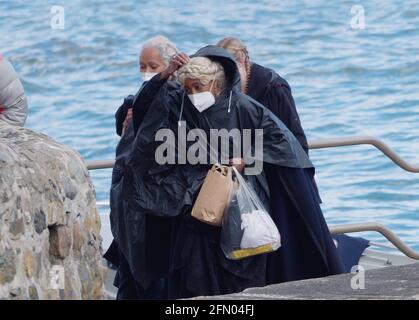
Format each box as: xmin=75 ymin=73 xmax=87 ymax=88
xmin=308 ymin=136 xmax=419 ymax=173
xmin=330 ymin=222 xmax=419 ymax=260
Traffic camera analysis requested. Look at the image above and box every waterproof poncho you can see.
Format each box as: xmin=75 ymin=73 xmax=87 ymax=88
xmin=247 ymin=62 xmax=308 ymax=154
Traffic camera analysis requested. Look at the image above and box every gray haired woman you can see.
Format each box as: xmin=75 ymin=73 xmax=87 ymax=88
xmin=115 ymin=35 xmax=178 ymax=136
xmin=105 ymin=35 xmax=178 ymax=300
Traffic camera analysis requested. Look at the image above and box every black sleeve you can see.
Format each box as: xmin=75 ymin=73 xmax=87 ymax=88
xmin=115 ymin=95 xmax=134 ymax=136
xmin=267 ymin=82 xmax=309 ymax=155
xmin=132 ymin=73 xmax=168 ymax=133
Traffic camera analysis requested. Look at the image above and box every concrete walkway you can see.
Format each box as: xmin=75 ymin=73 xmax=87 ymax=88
xmin=195 ymin=263 xmax=419 ymax=300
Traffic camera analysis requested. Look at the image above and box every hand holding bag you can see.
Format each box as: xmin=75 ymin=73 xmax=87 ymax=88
xmin=221 ymin=167 xmax=281 ymax=260
xmin=191 ymin=163 xmax=234 ymax=226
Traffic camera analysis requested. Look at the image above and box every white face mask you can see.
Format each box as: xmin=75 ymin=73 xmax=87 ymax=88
xmin=187 ymin=74 xmax=216 ymax=113
xmin=188 ymin=91 xmax=215 ymax=113
xmin=141 ymin=72 xmax=158 ymax=82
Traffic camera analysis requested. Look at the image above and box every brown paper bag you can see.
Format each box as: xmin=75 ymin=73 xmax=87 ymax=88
xmin=191 ymin=163 xmax=234 ymax=226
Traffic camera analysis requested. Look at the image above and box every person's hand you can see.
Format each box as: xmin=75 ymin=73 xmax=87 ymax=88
xmin=122 ymin=108 xmax=132 ymax=135
xmin=161 ymin=52 xmax=190 ymax=79
xmin=229 ymin=158 xmax=245 ymax=172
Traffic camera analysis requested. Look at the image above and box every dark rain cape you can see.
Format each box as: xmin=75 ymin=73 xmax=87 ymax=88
xmin=247 ymin=62 xmax=309 ymax=154
xmin=111 ymin=45 xmax=344 ymax=299
xmin=106 ymin=82 xmax=177 ymax=298
xmin=109 ymin=82 xmax=178 ymax=293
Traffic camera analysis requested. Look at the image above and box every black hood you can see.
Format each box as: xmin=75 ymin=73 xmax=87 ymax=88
xmin=191 ymin=45 xmax=241 ymax=91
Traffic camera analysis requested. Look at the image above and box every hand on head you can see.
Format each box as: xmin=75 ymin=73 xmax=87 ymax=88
xmin=161 ymin=52 xmax=190 ymax=79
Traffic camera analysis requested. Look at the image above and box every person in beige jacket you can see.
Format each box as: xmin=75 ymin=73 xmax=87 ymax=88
xmin=0 ymin=56 xmax=28 ymax=126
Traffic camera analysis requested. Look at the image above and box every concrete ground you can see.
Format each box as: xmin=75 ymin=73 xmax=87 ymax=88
xmin=194 ymin=263 xmax=419 ymax=300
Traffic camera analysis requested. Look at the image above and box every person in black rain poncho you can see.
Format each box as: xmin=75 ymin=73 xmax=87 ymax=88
xmin=217 ymin=37 xmax=308 ymax=154
xmin=217 ymin=38 xmax=372 ymax=274
xmin=105 ymin=35 xmax=178 ymax=299
xmin=112 ymin=45 xmax=344 ymax=299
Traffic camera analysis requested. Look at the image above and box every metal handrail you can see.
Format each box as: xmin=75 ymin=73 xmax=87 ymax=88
xmin=87 ymin=136 xmax=419 ymax=259
xmin=86 ymin=136 xmax=419 ymax=172
xmin=329 ymin=222 xmax=419 ymax=260
xmin=98 ymin=195 xmax=419 ymax=260
xmin=86 ymin=159 xmax=115 ymax=170
xmin=309 ymin=136 xmax=419 ymax=173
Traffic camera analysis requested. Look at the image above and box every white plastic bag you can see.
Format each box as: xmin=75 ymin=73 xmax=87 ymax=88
xmin=220 ymin=167 xmax=281 ymax=260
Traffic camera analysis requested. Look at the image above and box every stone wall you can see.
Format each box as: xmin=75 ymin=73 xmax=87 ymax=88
xmin=0 ymin=124 xmax=106 ymax=299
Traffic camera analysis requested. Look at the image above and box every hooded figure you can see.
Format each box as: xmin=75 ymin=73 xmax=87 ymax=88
xmin=111 ymin=45 xmax=344 ymax=299
xmin=217 ymin=37 xmax=308 ymax=154
xmin=0 ymin=56 xmax=28 ymax=126
xmin=247 ymin=64 xmax=308 ymax=152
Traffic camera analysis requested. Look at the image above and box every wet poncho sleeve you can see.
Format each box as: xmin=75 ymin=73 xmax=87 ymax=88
xmin=265 ymin=82 xmax=309 ymax=154
xmin=132 ymin=74 xmax=171 ymax=133
xmin=235 ymin=93 xmax=313 ymax=169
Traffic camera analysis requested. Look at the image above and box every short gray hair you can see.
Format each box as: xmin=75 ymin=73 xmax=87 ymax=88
xmin=141 ymin=35 xmax=178 ymax=66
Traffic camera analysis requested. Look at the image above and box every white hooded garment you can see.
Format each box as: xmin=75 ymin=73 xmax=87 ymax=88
xmin=0 ymin=56 xmax=28 ymax=126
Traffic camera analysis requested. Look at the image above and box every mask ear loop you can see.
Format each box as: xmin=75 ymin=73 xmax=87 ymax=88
xmin=178 ymin=91 xmax=185 ymax=127
xmin=209 ymin=71 xmax=216 ymax=94
xmin=227 ymin=90 xmax=233 ymax=113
